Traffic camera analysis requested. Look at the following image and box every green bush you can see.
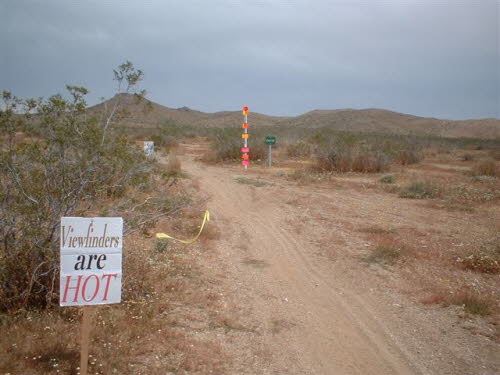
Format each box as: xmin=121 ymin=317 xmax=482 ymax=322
xmin=209 ymin=128 xmax=267 ymax=162
xmin=0 ymin=62 xmax=153 ymax=311
xmin=399 ymin=181 xmax=440 ymax=199
xmin=315 ymin=140 xmax=390 ymax=173
xmin=308 ymin=130 xmax=427 ymax=173
xmin=380 ymin=174 xmax=395 ymax=184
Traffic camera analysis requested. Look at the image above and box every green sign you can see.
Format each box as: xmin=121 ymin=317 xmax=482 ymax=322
xmin=265 ymin=136 xmax=276 ymax=145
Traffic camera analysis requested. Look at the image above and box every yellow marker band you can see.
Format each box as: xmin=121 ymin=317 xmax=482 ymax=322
xmin=242 ymin=133 xmax=249 ymax=139
xmin=156 ymin=210 xmax=210 ymax=244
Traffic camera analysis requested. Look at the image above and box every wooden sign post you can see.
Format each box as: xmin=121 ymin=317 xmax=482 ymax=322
xmin=60 ymin=217 xmax=123 ymax=375
xmin=80 ymin=306 xmax=93 ymax=375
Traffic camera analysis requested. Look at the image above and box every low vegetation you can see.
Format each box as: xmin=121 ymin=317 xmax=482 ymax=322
xmin=470 ymin=158 xmax=499 ymax=177
xmin=286 ymin=140 xmax=314 ymax=158
xmin=399 ymin=181 xmax=441 ymax=199
xmin=295 ymin=129 xmax=424 ymax=173
xmin=207 ymin=128 xmax=267 ymax=163
xmin=380 ymin=174 xmax=395 ymax=184
xmin=235 ymin=177 xmax=267 ymax=187
xmin=423 ymin=290 xmax=492 ymax=316
xmin=0 ymin=62 xmax=156 ymax=311
xmin=0 ymin=63 xmax=231 ymax=374
xmin=462 ymin=153 xmax=474 ymax=161
xmin=456 ymin=236 xmax=500 ymax=274
xmin=362 ymin=245 xmax=402 ymax=265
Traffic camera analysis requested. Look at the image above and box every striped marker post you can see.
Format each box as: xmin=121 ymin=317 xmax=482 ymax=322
xmin=241 ymin=106 xmax=249 ymax=170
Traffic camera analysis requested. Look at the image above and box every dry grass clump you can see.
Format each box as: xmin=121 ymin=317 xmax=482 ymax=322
xmin=446 ymin=182 xmax=499 ymax=202
xmin=422 ymin=289 xmax=492 ymax=316
xmin=470 ymin=158 xmax=499 ymax=177
xmin=207 ymin=128 xmax=267 ymax=163
xmin=456 ymin=236 xmax=500 ymax=274
xmin=288 ymin=168 xmax=335 ymax=184
xmin=235 ymin=177 xmax=267 ymax=187
xmin=379 ymin=174 xmax=395 ymax=184
xmin=165 ymin=151 xmax=182 ymax=175
xmin=286 ymin=141 xmax=314 ymax=158
xmin=399 ymin=180 xmax=441 ymax=199
xmin=489 ymin=149 xmax=500 ymax=161
xmin=316 ymin=145 xmax=390 ymax=173
xmin=363 ymin=245 xmax=402 ymax=265
xmin=358 ymin=225 xmax=393 ymax=235
xmin=461 ymin=153 xmax=474 ymax=161
xmin=397 ymin=149 xmax=423 ymax=165
xmin=450 ymin=292 xmax=491 ymax=316
xmin=361 ymin=231 xmax=408 ymax=265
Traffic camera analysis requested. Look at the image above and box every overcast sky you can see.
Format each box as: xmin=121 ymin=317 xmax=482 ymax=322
xmin=1 ymin=0 xmax=498 ymax=119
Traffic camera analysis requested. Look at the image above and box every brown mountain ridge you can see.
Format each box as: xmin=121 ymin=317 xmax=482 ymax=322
xmin=92 ymin=94 xmax=500 ymax=139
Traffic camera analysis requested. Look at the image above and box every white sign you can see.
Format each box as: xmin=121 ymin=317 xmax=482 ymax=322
xmin=144 ymin=141 xmax=154 ymax=157
xmin=60 ymin=217 xmax=123 ymax=306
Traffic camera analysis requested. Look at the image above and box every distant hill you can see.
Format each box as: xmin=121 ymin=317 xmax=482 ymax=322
xmin=90 ymin=94 xmax=500 ymax=139
xmin=89 ymin=93 xmax=288 ymax=129
xmin=277 ymin=109 xmax=500 ymax=139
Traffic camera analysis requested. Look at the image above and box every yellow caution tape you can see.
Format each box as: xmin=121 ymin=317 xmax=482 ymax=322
xmin=155 ymin=210 xmax=210 ymax=244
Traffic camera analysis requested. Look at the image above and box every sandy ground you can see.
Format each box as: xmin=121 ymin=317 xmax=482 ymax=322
xmin=176 ymin=140 xmax=499 ymax=375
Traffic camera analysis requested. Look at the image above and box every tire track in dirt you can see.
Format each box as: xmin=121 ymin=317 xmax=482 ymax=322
xmin=179 ymin=149 xmax=422 ymax=375
xmin=243 ymin=193 xmax=422 ymax=375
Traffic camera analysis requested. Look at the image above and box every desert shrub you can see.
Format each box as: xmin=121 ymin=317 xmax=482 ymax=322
xmin=362 ymin=245 xmax=401 ymax=265
xmin=397 ymin=149 xmax=423 ymax=165
xmin=0 ymin=62 xmax=153 ymax=311
xmin=448 ymin=292 xmax=491 ymax=315
xmin=315 ymin=141 xmax=353 ymax=172
xmin=447 ymin=182 xmax=499 ymax=202
xmin=399 ymin=180 xmax=441 ymax=199
xmin=380 ymin=174 xmax=395 ymax=184
xmin=287 ymin=141 xmax=313 ymax=158
xmin=462 ymin=153 xmax=474 ymax=161
xmin=150 ymin=134 xmax=177 ymax=151
xmin=309 ymin=130 xmax=420 ymax=173
xmin=209 ymin=128 xmax=267 ymax=162
xmin=235 ymin=177 xmax=266 ymax=187
xmin=470 ymin=158 xmax=499 ymax=177
xmin=149 ymin=120 xmax=183 ymax=151
xmin=314 ymin=137 xmax=390 ymax=173
xmin=456 ymin=236 xmax=500 ymax=274
xmin=423 ymin=289 xmax=492 ymax=315
xmin=489 ymin=149 xmax=500 ymax=161
xmin=470 ymin=175 xmax=496 ymax=183
xmin=165 ymin=151 xmax=182 ymax=175
xmin=351 ymin=151 xmax=390 ymax=172
xmin=154 ymin=239 xmax=169 ymax=253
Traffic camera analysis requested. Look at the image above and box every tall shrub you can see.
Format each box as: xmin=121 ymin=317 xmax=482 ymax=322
xmin=0 ymin=62 xmax=152 ymax=311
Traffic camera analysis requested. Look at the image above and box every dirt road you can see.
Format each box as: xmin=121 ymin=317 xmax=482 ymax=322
xmin=176 ymin=140 xmax=498 ymax=375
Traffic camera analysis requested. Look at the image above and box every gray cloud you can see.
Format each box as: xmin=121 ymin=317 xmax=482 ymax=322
xmin=1 ymin=0 xmax=498 ymax=119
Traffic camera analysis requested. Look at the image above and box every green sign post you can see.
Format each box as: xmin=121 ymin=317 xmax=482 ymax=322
xmin=265 ymin=136 xmax=276 ymax=167
xmin=265 ymin=136 xmax=276 ymax=145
